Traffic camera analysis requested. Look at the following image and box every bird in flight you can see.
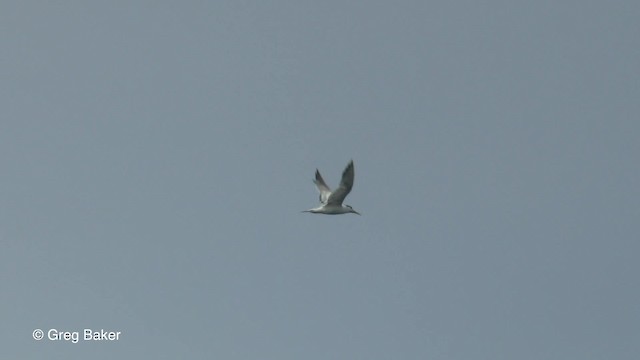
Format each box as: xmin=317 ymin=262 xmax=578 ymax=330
xmin=302 ymin=160 xmax=360 ymax=215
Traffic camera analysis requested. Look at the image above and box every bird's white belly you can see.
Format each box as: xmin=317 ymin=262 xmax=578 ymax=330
xmin=317 ymin=205 xmax=352 ymax=215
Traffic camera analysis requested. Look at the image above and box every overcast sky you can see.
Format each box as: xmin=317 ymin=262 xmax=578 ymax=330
xmin=2 ymin=1 xmax=639 ymax=359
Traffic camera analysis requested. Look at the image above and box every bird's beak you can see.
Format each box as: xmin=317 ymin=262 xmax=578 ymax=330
xmin=354 ymin=211 xmax=361 ymax=215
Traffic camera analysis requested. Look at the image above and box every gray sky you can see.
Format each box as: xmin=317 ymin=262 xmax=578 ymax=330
xmin=2 ymin=1 xmax=639 ymax=359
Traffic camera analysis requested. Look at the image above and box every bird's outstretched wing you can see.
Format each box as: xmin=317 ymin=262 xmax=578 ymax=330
xmin=313 ymin=169 xmax=332 ymax=204
xmin=327 ymin=160 xmax=354 ymax=206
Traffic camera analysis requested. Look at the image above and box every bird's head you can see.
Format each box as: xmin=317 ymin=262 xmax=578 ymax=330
xmin=345 ymin=205 xmax=361 ymax=215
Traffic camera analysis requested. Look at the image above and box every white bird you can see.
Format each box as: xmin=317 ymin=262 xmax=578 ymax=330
xmin=302 ymin=160 xmax=360 ymax=215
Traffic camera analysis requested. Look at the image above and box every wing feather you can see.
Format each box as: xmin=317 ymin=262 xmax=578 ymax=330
xmin=326 ymin=160 xmax=354 ymax=206
xmin=313 ymin=169 xmax=332 ymax=204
